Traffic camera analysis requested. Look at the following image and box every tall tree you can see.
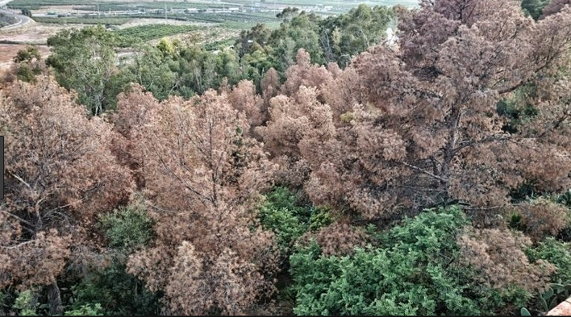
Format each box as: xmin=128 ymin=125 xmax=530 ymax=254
xmin=46 ymin=26 xmax=128 ymax=115
xmin=261 ymin=0 xmax=571 ymax=223
xmin=118 ymin=89 xmax=279 ymax=315
xmin=0 ymin=77 xmax=133 ymax=312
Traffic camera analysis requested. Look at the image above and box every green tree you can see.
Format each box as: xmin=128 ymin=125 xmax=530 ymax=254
xmin=46 ymin=26 xmax=128 ymax=115
xmin=236 ymin=23 xmax=271 ymax=57
xmin=69 ymin=204 xmax=161 ymax=316
xmin=259 ymin=187 xmax=332 ymax=266
xmin=521 ymin=0 xmax=550 ymax=19
xmin=319 ymin=5 xmax=394 ymax=67
xmin=127 ymin=44 xmax=178 ymax=101
xmin=21 ymin=9 xmax=32 ymax=17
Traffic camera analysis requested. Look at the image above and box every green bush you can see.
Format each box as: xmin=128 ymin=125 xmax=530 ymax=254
xmin=259 ymin=187 xmax=332 ymax=261
xmin=68 ymin=204 xmax=160 ymax=316
xmin=65 ymin=303 xmax=103 ymax=316
xmin=69 ymin=262 xmax=161 ymax=316
xmin=527 ymin=237 xmax=571 ymax=283
xmin=13 ymin=290 xmax=37 ymax=316
xmin=289 ymin=206 xmax=530 ymax=316
xmin=99 ymin=204 xmax=154 ymax=252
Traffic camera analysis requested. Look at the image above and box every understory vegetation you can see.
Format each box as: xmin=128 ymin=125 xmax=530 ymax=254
xmin=2 ymin=0 xmax=571 ymax=316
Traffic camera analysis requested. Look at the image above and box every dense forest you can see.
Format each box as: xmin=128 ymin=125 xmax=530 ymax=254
xmin=2 ymin=0 xmax=571 ymax=315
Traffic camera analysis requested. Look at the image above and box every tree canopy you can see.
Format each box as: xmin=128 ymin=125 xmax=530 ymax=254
xmin=2 ymin=0 xmax=571 ymax=316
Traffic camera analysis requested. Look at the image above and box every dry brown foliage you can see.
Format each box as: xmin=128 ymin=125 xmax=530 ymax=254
xmin=542 ymin=0 xmax=571 ymax=17
xmin=257 ymin=85 xmax=335 ymax=188
xmin=458 ymin=227 xmax=555 ymax=292
xmin=227 ymin=80 xmax=265 ymax=132
xmin=298 ymin=221 xmax=370 ymax=257
xmin=121 ymin=88 xmax=279 ymax=315
xmin=514 ymin=198 xmax=569 ymax=242
xmin=281 ymin=49 xmax=333 ymax=98
xmin=261 ymin=68 xmax=280 ymax=107
xmin=0 ymin=76 xmax=133 ymax=296
xmin=258 ymin=0 xmax=571 ymax=222
xmin=112 ymin=84 xmax=161 ymax=189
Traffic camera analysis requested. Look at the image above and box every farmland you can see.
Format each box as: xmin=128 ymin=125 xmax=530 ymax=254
xmin=114 ymin=23 xmax=199 ymax=45
xmin=32 ymin=16 xmax=132 ymax=24
xmin=7 ymin=0 xmax=419 ymax=23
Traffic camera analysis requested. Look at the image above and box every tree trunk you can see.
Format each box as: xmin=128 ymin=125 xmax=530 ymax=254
xmin=48 ymin=281 xmax=63 ymax=316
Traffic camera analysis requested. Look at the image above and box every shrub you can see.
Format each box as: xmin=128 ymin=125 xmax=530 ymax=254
xmin=527 ymin=237 xmax=571 ymax=284
xmin=99 ymin=204 xmax=154 ymax=252
xmin=290 ymin=206 xmax=542 ymax=316
xmin=13 ymin=290 xmax=37 ymax=316
xmin=69 ymin=262 xmax=161 ymax=316
xmin=64 ymin=303 xmax=103 ymax=316
xmin=509 ymin=199 xmax=569 ymax=241
xmin=259 ymin=187 xmax=333 ymax=262
xmin=66 ymin=203 xmax=161 ymax=315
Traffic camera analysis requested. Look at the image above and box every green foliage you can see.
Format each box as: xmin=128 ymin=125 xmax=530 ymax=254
xmin=99 ymin=204 xmax=154 ymax=252
xmin=236 ymin=23 xmax=272 ymax=57
xmin=497 ymin=83 xmax=539 ymax=135
xmin=259 ymin=187 xmax=332 ymax=263
xmin=527 ymin=237 xmax=571 ymax=284
xmin=32 ymin=17 xmax=131 ymax=25
xmin=67 ymin=204 xmax=159 ymax=316
xmin=16 ymin=64 xmax=37 ymax=83
xmin=14 ymin=46 xmax=40 ymax=63
xmin=13 ymin=290 xmax=37 ymax=316
xmin=554 ymin=191 xmax=571 ymax=241
xmin=46 ymin=26 xmax=129 ymax=115
xmin=64 ymin=303 xmax=103 ymax=316
xmin=69 ymin=262 xmax=161 ymax=316
xmin=115 ymin=24 xmax=199 ymax=48
xmin=21 ymin=9 xmax=32 ymax=17
xmin=540 ymin=285 xmax=568 ymax=312
xmin=319 ymin=4 xmax=394 ymax=67
xmin=235 ymin=4 xmax=394 ymax=76
xmin=126 ymin=40 xmax=244 ymax=99
xmin=557 ymin=190 xmax=571 ymax=208
xmin=42 ymin=4 xmax=393 ymax=106
xmin=521 ymin=0 xmax=550 ymax=20
xmin=290 ymin=206 xmax=531 ymax=316
xmin=308 ymin=207 xmax=333 ymax=232
xmin=12 ymin=46 xmax=43 ymax=83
